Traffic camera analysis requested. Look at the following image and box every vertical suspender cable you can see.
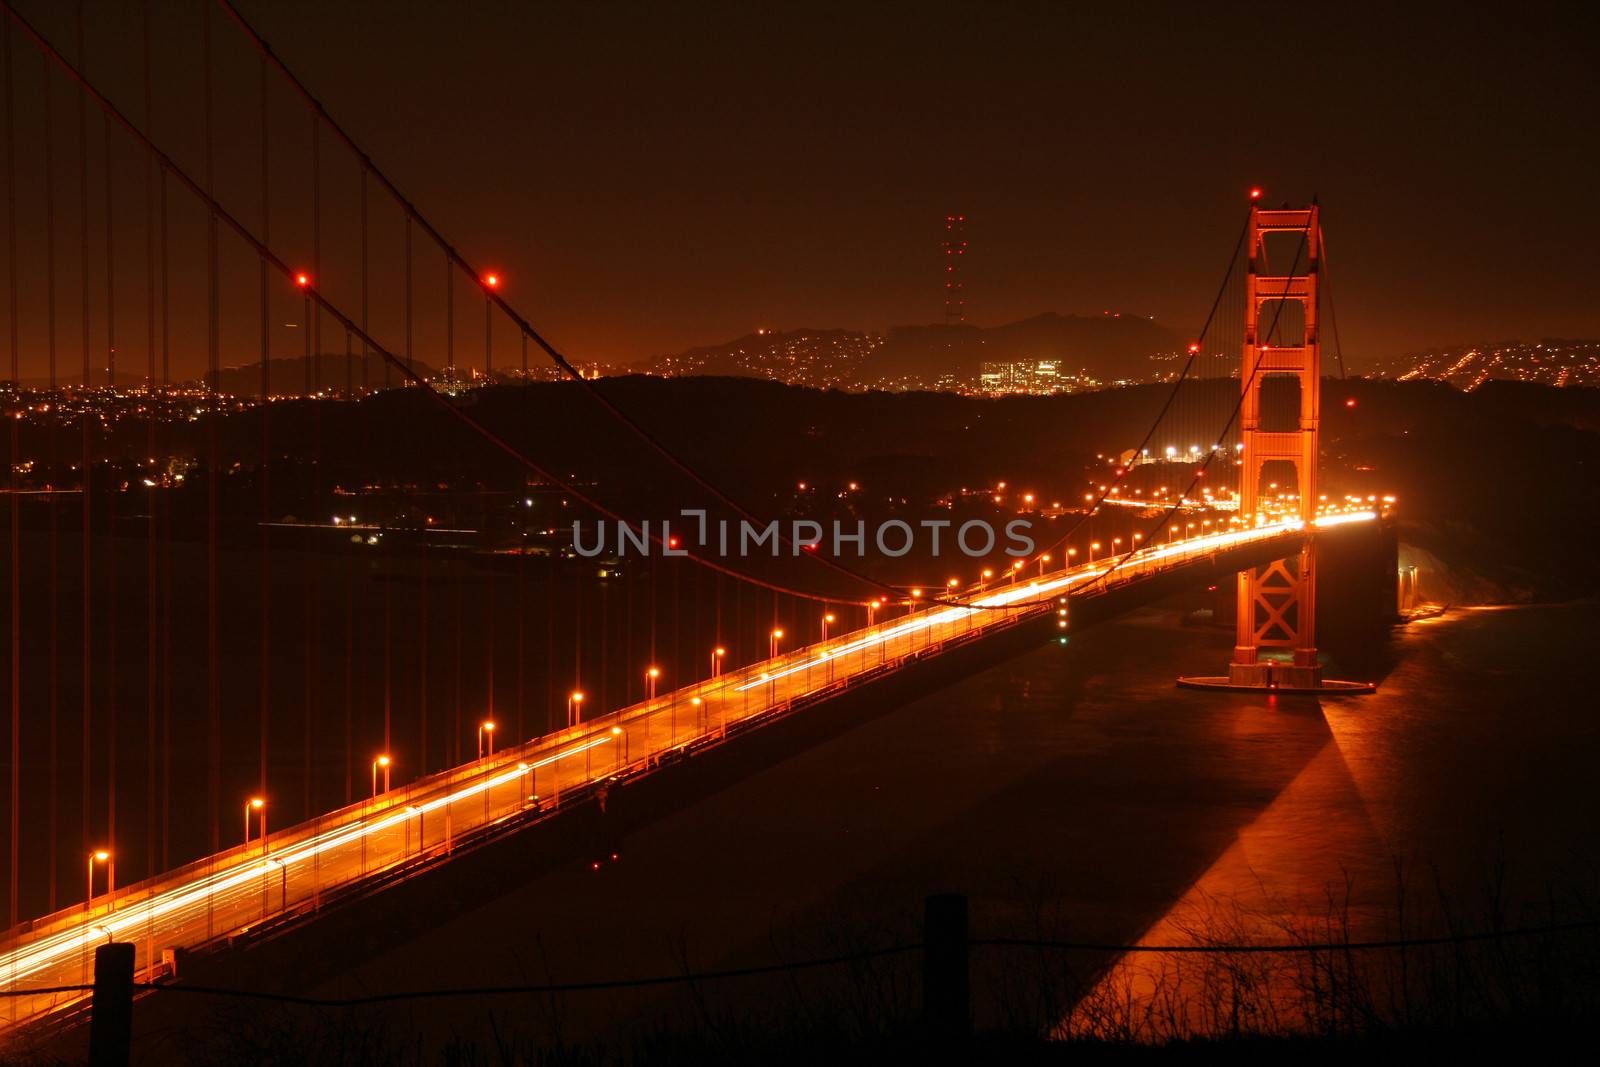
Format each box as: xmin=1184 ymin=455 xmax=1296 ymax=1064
xmin=452 ymin=568 xmax=461 ymax=764
xmin=483 ymin=301 xmax=493 ymax=726
xmin=400 ymin=216 xmax=409 ymax=389
xmin=304 ymin=112 xmax=320 ymax=818
xmin=3 ymin=8 xmax=18 ymax=928
xmin=341 ymin=522 xmax=351 ymax=804
xmin=418 ymin=535 xmax=427 ymax=774
xmin=102 ymin=51 xmax=117 ymax=867
xmin=142 ymin=0 xmax=157 ymax=887
xmin=203 ymin=0 xmax=221 ymax=857
xmin=75 ymin=0 xmax=91 ymax=872
xmin=43 ymin=60 xmax=57 ymax=911
xmin=383 ymin=548 xmax=391 ymax=760
xmin=258 ymin=51 xmax=271 ymax=803
xmin=516 ymin=524 xmax=525 ymax=741
xmin=359 ymin=166 xmax=367 ymax=393
xmin=1320 ymin=225 xmax=1347 ymax=380
xmin=158 ymin=153 xmax=170 ymax=873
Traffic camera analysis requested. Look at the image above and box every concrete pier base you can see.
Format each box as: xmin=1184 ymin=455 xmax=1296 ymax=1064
xmin=1177 ymin=672 xmax=1374 ymax=695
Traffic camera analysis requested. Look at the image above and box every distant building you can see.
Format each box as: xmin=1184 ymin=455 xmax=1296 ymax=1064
xmin=977 ymin=359 xmax=1100 ymax=396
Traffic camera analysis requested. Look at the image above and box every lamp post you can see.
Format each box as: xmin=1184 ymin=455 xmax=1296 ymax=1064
xmin=371 ymin=755 xmax=391 ymax=798
xmin=244 ymin=797 xmax=266 ymax=847
xmin=610 ymin=725 xmax=628 ymax=765
xmin=710 ymin=647 xmax=725 ymax=679
xmin=86 ymin=850 xmax=111 ymax=911
xmin=1089 ymin=541 xmax=1101 ymax=563
xmin=821 ymin=613 xmax=835 ymax=641
xmin=567 ymin=691 xmax=585 ymax=728
xmin=980 ymin=568 xmax=993 ymax=591
xmin=646 ymin=666 xmax=660 ymax=700
xmin=1037 ymin=553 xmax=1051 ymax=577
xmin=769 ymin=629 xmax=783 ymax=659
xmin=478 ymin=720 xmax=496 ymax=759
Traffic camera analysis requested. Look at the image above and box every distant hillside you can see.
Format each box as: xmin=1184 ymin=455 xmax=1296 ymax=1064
xmin=213 ymin=353 xmax=442 ymax=395
xmin=859 ymin=312 xmax=1184 ymax=387
xmin=637 ymin=329 xmax=881 ymax=389
xmin=1368 ymin=339 xmax=1600 ymax=390
xmin=637 ymin=313 xmax=1184 ymax=391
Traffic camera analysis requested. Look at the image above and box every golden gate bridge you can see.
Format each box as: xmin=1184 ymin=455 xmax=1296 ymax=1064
xmin=0 ymin=0 xmax=1387 ymax=1043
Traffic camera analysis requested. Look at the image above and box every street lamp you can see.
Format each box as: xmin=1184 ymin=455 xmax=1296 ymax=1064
xmin=821 ymin=613 xmax=835 ymax=641
xmin=980 ymin=568 xmax=993 ymax=591
xmin=710 ymin=647 xmax=726 ymax=679
xmin=1089 ymin=541 xmax=1101 ymax=563
xmin=610 ymin=725 xmax=628 ymax=764
xmin=769 ymin=629 xmax=784 ymax=659
xmin=567 ymin=690 xmax=585 ymax=727
xmin=371 ymin=755 xmax=392 ymax=797
xmin=646 ymin=666 xmax=661 ymax=700
xmin=86 ymin=850 xmax=112 ymax=911
xmin=244 ymin=797 xmax=266 ymax=847
xmin=478 ymin=720 xmax=497 ymax=759
xmin=1038 ymin=553 xmax=1051 ymax=577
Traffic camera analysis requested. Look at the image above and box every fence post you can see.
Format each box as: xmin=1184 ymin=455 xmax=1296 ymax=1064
xmin=923 ymin=893 xmax=970 ymax=1041
xmin=88 ymin=941 xmax=135 ymax=1067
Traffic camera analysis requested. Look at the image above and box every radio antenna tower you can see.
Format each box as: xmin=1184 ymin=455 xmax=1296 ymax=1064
xmin=943 ymin=215 xmax=967 ymax=324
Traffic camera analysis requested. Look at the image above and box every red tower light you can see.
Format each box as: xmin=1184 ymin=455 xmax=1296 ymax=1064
xmin=484 ymin=273 xmax=501 ymax=289
xmin=1345 ymin=397 xmax=1358 ymax=408
xmin=1187 ymin=342 xmax=1201 ymax=354
xmin=294 ymin=272 xmax=311 ymax=288
xmin=1249 ymin=187 xmax=1263 ymax=201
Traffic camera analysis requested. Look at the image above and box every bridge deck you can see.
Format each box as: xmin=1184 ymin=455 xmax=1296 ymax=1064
xmin=0 ymin=513 xmax=1376 ymax=1035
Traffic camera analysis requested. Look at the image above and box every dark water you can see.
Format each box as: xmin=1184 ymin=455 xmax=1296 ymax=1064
xmin=265 ymin=597 xmax=1598 ymax=1046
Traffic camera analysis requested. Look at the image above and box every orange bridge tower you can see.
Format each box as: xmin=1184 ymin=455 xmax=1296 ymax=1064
xmin=1229 ymin=201 xmax=1323 ymax=689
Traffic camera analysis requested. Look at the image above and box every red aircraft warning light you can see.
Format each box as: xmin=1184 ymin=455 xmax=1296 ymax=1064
xmin=1345 ymin=397 xmax=1358 ymax=408
xmin=1187 ymin=342 xmax=1201 ymax=354
xmin=294 ymin=272 xmax=311 ymax=288
xmin=483 ymin=273 xmax=501 ymax=289
xmin=1249 ymin=187 xmax=1263 ymax=201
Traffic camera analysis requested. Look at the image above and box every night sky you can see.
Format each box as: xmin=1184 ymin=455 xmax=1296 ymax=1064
xmin=4 ymin=1 xmax=1597 ymax=376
